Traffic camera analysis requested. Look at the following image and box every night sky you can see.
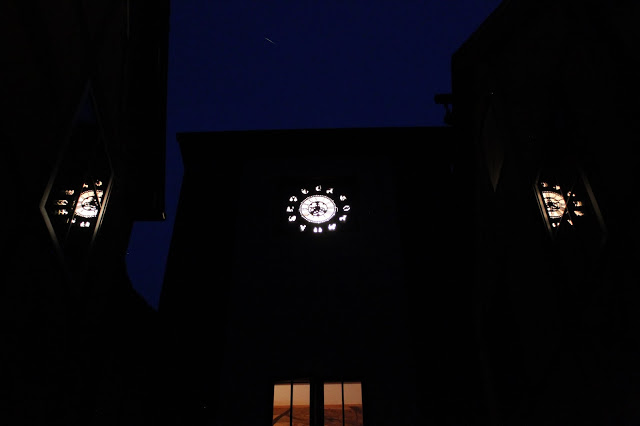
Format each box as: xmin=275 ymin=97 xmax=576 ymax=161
xmin=125 ymin=0 xmax=503 ymax=309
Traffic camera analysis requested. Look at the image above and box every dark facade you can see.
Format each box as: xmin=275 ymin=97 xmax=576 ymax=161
xmin=159 ymin=1 xmax=639 ymax=426
xmin=451 ymin=1 xmax=640 ymax=425
xmin=159 ymin=126 xmax=481 ymax=426
xmin=3 ymin=1 xmax=170 ymax=425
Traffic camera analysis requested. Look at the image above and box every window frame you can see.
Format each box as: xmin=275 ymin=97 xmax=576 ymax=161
xmin=272 ymin=379 xmax=364 ymax=426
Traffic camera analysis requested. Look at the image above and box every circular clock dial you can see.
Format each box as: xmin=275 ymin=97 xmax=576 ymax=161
xmin=285 ymin=184 xmax=350 ymax=234
xmin=74 ymin=189 xmax=104 ymax=218
xmin=542 ymin=191 xmax=566 ymax=218
xmin=299 ymin=195 xmax=337 ymax=224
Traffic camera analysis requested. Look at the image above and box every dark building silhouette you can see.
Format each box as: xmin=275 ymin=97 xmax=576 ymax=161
xmin=3 ymin=1 xmax=170 ymax=425
xmin=450 ymin=1 xmax=639 ymax=425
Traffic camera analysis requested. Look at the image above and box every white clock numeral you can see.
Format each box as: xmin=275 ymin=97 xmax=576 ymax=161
xmin=289 ymin=196 xmax=297 ymax=202
xmin=301 ymin=189 xmax=309 ymax=194
xmin=326 ymin=188 xmax=334 ymax=194
xmin=80 ymin=221 xmax=91 ymax=227
xmin=328 ymin=223 xmax=336 ymax=231
xmin=55 ymin=200 xmax=68 ymax=206
xmin=54 ymin=209 xmax=69 ymax=216
xmin=340 ymin=195 xmax=347 ymax=201
xmin=299 ymin=224 xmax=306 ymax=232
xmin=313 ymin=226 xmax=322 ymax=233
xmin=286 ymin=206 xmax=294 ymax=212
xmin=315 ymin=185 xmax=322 ymax=191
xmin=288 ymin=215 xmax=297 ymax=222
xmin=339 ymin=215 xmax=347 ymax=222
xmin=343 ymin=205 xmax=350 ymax=211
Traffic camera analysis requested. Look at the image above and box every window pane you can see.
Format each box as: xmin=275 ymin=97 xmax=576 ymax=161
xmin=273 ymin=384 xmax=291 ymax=425
xmin=343 ymin=383 xmax=363 ymax=426
xmin=292 ymin=383 xmax=310 ymax=426
xmin=324 ymin=383 xmax=343 ymax=426
xmin=324 ymin=382 xmax=363 ymax=426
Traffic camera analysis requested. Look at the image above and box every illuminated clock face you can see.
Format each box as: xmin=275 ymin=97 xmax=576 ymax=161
xmin=542 ymin=190 xmax=566 ymax=218
xmin=74 ymin=189 xmax=104 ymax=218
xmin=286 ymin=185 xmax=351 ymax=234
xmin=47 ymin=180 xmax=106 ymax=228
xmin=299 ymin=195 xmax=336 ymax=224
xmin=536 ymin=179 xmax=587 ymax=233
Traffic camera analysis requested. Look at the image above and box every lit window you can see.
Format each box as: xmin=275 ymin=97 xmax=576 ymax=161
xmin=273 ymin=380 xmax=363 ymax=426
xmin=324 ymin=382 xmax=364 ymax=426
xmin=273 ymin=381 xmax=310 ymax=425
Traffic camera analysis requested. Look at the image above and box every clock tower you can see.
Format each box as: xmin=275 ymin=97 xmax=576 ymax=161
xmin=159 ymin=126 xmax=473 ymax=426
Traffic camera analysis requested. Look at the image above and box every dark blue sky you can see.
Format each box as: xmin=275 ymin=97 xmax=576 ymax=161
xmin=126 ymin=0 xmax=503 ymax=309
